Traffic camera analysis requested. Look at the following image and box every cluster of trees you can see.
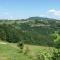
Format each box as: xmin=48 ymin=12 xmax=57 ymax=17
xmin=0 ymin=23 xmax=53 ymax=46
xmin=0 ymin=23 xmax=24 ymax=42
xmin=0 ymin=17 xmax=60 ymax=48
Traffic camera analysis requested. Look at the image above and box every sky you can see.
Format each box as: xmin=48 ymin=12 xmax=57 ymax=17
xmin=0 ymin=0 xmax=60 ymax=19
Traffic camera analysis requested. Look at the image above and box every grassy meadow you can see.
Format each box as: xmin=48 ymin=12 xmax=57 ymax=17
xmin=0 ymin=41 xmax=58 ymax=60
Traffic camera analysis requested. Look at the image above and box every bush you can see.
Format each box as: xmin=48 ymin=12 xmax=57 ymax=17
xmin=51 ymin=49 xmax=60 ymax=60
xmin=17 ymin=41 xmax=24 ymax=53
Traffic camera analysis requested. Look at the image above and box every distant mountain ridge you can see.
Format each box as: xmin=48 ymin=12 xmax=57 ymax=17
xmin=26 ymin=16 xmax=58 ymax=21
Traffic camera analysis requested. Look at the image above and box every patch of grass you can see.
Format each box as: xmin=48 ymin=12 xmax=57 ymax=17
xmin=0 ymin=43 xmax=33 ymax=60
xmin=0 ymin=43 xmax=58 ymax=60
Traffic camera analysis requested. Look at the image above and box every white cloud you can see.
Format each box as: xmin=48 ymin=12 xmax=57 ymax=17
xmin=49 ymin=9 xmax=55 ymax=12
xmin=54 ymin=11 xmax=60 ymax=16
xmin=48 ymin=9 xmax=60 ymax=16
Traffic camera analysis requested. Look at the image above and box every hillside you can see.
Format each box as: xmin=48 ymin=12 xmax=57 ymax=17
xmin=0 ymin=41 xmax=58 ymax=60
xmin=0 ymin=17 xmax=60 ymax=60
xmin=0 ymin=17 xmax=60 ymax=46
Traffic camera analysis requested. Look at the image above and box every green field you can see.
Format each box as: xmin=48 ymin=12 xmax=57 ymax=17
xmin=0 ymin=41 xmax=58 ymax=60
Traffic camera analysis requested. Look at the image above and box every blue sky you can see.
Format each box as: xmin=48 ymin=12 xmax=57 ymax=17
xmin=0 ymin=0 xmax=60 ymax=19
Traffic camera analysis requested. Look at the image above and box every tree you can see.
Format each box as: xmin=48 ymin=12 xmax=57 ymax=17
xmin=51 ymin=31 xmax=60 ymax=60
xmin=17 ymin=41 xmax=24 ymax=53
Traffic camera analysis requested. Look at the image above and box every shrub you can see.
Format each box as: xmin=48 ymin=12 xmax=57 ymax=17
xmin=36 ymin=53 xmax=45 ymax=60
xmin=51 ymin=49 xmax=60 ymax=60
xmin=17 ymin=41 xmax=24 ymax=53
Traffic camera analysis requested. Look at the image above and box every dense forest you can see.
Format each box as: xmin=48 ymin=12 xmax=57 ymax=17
xmin=0 ymin=17 xmax=60 ymax=48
